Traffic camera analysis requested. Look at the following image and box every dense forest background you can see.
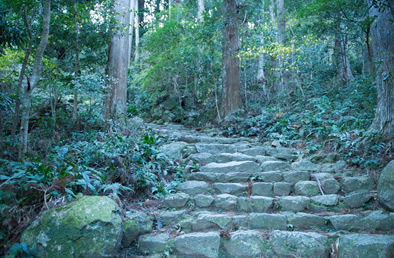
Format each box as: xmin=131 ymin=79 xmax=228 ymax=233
xmin=0 ymin=0 xmax=393 ymax=255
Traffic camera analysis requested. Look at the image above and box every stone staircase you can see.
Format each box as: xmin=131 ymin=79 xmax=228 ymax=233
xmin=135 ymin=123 xmax=394 ymax=258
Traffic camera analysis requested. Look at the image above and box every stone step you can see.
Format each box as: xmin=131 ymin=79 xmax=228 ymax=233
xmin=165 ymin=190 xmax=375 ymax=212
xmin=201 ymin=161 xmax=260 ymax=173
xmin=138 ymin=229 xmax=394 ymax=258
xmin=157 ymin=210 xmax=393 ymax=234
xmin=195 ymin=143 xmax=251 ymax=154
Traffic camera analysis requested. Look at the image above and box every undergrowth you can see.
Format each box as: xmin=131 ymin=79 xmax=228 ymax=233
xmin=0 ymin=121 xmax=184 ymax=255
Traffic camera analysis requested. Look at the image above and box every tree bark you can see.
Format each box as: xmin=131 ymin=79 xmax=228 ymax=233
xmin=12 ymin=5 xmax=32 ymax=145
xmin=198 ymin=0 xmax=205 ymax=21
xmin=135 ymin=0 xmax=140 ymax=62
xmin=18 ymin=0 xmax=51 ymax=160
xmin=128 ymin=0 xmax=136 ymax=65
xmin=333 ymin=23 xmax=353 ymax=84
xmin=221 ymin=0 xmax=241 ymax=118
xmin=73 ymin=1 xmax=80 ymax=120
xmin=276 ymin=0 xmax=287 ymax=93
xmin=104 ymin=0 xmax=130 ymax=120
xmin=369 ymin=1 xmax=394 ymax=137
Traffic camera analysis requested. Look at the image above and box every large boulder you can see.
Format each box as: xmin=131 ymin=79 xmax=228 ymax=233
xmin=338 ymin=234 xmax=394 ymax=258
xmin=21 ymin=196 xmax=122 ymax=257
xmin=377 ymin=160 xmax=394 ymax=211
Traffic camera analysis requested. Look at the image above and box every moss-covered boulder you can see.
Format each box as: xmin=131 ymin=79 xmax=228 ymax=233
xmin=21 ymin=196 xmax=122 ymax=258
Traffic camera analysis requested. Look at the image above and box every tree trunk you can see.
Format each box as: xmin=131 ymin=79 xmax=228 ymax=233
xmin=12 ymin=5 xmax=32 ymax=145
xmin=369 ymin=1 xmax=394 ymax=137
xmin=198 ymin=0 xmax=205 ymax=21
xmin=333 ymin=24 xmax=353 ymax=84
xmin=73 ymin=1 xmax=80 ymax=120
xmin=18 ymin=0 xmax=51 ymax=160
xmin=276 ymin=0 xmax=287 ymax=93
xmin=135 ymin=0 xmax=140 ymax=62
xmin=221 ymin=0 xmax=241 ymax=118
xmin=128 ymin=0 xmax=135 ymax=65
xmin=104 ymin=0 xmax=130 ymax=120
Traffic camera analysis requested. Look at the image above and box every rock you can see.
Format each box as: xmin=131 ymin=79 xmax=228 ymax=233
xmin=181 ymin=145 xmax=197 ymax=158
xmin=249 ymin=213 xmax=287 ymax=230
xmin=266 ymin=147 xmax=297 ymax=157
xmin=329 ymin=214 xmax=361 ymax=230
xmin=321 ymin=178 xmax=341 ymax=194
xmin=343 ymin=190 xmax=372 ymax=208
xmin=232 ymin=215 xmax=249 ymax=229
xmin=178 ymin=181 xmax=210 ymax=195
xmin=160 ymin=141 xmax=189 ymax=160
xmin=261 ymin=161 xmax=291 ymax=171
xmin=159 ymin=210 xmax=186 ymax=226
xmin=251 ymin=196 xmax=274 ymax=212
xmin=254 ymin=172 xmax=283 ymax=182
xmin=122 ymin=210 xmax=153 ymax=247
xmin=215 ymin=152 xmax=257 ymax=163
xmin=255 ymin=155 xmax=280 ymax=163
xmin=288 ymin=213 xmax=326 ymax=229
xmin=360 ymin=211 xmax=394 ymax=231
xmin=270 ymin=231 xmax=329 ymax=258
xmin=214 ymin=194 xmax=238 ymax=211
xmin=192 ymin=214 xmax=232 ymax=231
xmin=278 ymin=196 xmax=310 ymax=212
xmin=294 ymin=181 xmax=320 ymax=196
xmin=311 ymin=194 xmax=339 ymax=206
xmin=252 ymin=182 xmax=273 ymax=196
xmin=188 ymin=152 xmax=214 ymax=163
xmin=174 ymin=232 xmax=221 ymax=258
xmin=222 ymin=172 xmax=253 ymax=182
xmin=21 ymin=196 xmax=122 ymax=257
xmin=332 ymin=160 xmax=347 ymax=171
xmin=165 ymin=192 xmax=190 ymax=208
xmin=139 ymin=233 xmax=169 ymax=254
xmin=194 ymin=194 xmax=214 ymax=208
xmin=196 ymin=143 xmax=247 ymax=154
xmin=214 ymin=183 xmax=248 ymax=196
xmin=338 ymin=234 xmax=394 ymax=258
xmin=377 ymin=160 xmax=394 ymax=211
xmin=340 ymin=176 xmax=374 ymax=193
xmin=188 ymin=172 xmax=217 ymax=182
xmin=224 ymin=230 xmax=267 ymax=257
xmin=241 ymin=147 xmax=268 ymax=156
xmin=202 ymin=161 xmax=260 ymax=173
xmin=312 ymin=173 xmax=333 ymax=180
xmin=273 ymin=182 xmax=291 ymax=196
xmin=282 ymin=171 xmax=310 ymax=183
xmin=292 ymin=160 xmax=321 ymax=171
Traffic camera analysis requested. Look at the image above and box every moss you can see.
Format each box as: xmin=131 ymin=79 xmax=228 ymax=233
xmin=21 ymin=196 xmax=122 ymax=258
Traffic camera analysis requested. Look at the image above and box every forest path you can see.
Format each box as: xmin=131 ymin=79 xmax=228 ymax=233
xmin=135 ymin=122 xmax=394 ymax=258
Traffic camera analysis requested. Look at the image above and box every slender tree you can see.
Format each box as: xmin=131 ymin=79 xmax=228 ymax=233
xmin=104 ymin=0 xmax=131 ymax=120
xmin=18 ymin=0 xmax=51 ymax=159
xmin=369 ymin=0 xmax=394 ymax=137
xmin=198 ymin=0 xmax=205 ymax=21
xmin=221 ymin=0 xmax=241 ymax=118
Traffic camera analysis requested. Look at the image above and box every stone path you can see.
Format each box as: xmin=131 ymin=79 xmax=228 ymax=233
xmin=134 ymin=123 xmax=394 ymax=258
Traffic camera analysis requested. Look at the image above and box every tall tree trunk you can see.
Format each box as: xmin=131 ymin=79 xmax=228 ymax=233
xmin=369 ymin=1 xmax=394 ymax=137
xmin=73 ymin=1 xmax=80 ymax=120
xmin=198 ymin=0 xmax=205 ymax=21
xmin=221 ymin=0 xmax=241 ymax=118
xmin=135 ymin=0 xmax=140 ymax=62
xmin=18 ymin=0 xmax=51 ymax=160
xmin=276 ymin=0 xmax=287 ymax=93
xmin=12 ymin=5 xmax=32 ymax=145
xmin=128 ymin=0 xmax=136 ymax=65
xmin=333 ymin=24 xmax=353 ymax=84
xmin=104 ymin=0 xmax=130 ymax=120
